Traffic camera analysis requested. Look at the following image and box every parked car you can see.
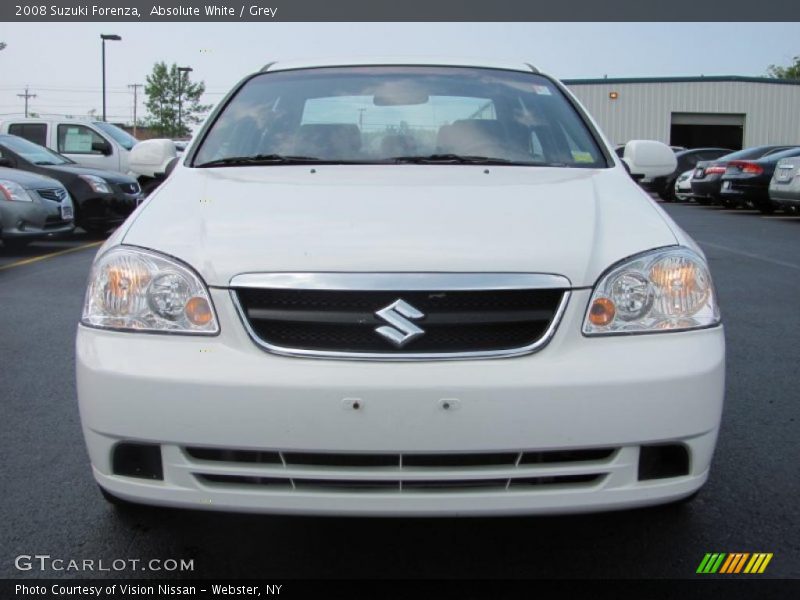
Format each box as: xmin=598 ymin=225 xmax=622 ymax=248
xmin=0 ymin=134 xmax=143 ymax=234
xmin=719 ymin=147 xmax=800 ymax=214
xmin=644 ymin=148 xmax=732 ymax=201
xmin=691 ymin=145 xmax=796 ymax=206
xmin=673 ymin=169 xmax=694 ymax=201
xmin=0 ymin=167 xmax=74 ymax=249
xmin=77 ymin=58 xmax=723 ymax=517
xmin=768 ymin=156 xmax=800 ymax=212
xmin=0 ymin=117 xmax=139 ymax=176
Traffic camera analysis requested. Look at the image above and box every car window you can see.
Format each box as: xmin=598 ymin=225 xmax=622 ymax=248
xmin=194 ymin=66 xmax=608 ymax=168
xmin=93 ymin=121 xmax=138 ymax=150
xmin=0 ymin=135 xmax=72 ymax=165
xmin=762 ymin=146 xmax=795 ymax=157
xmin=57 ymin=124 xmax=109 ymax=155
xmin=8 ymin=123 xmax=47 ymax=146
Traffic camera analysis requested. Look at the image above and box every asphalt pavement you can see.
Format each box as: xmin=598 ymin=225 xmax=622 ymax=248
xmin=1 ymin=204 xmax=798 ymax=579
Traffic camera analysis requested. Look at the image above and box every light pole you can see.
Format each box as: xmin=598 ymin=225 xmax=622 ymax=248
xmin=177 ymin=66 xmax=193 ymax=138
xmin=100 ymin=34 xmax=121 ymax=122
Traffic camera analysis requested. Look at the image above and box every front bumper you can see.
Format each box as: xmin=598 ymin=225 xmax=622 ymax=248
xmin=1 ymin=199 xmax=74 ymax=239
xmin=77 ymin=289 xmax=726 ymax=516
xmin=79 ymin=191 xmax=143 ymax=227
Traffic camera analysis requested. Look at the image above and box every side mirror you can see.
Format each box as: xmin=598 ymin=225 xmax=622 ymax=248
xmin=165 ymin=157 xmax=179 ymax=177
xmin=621 ymin=140 xmax=677 ymax=179
xmin=129 ymin=139 xmax=178 ymax=179
xmin=0 ymin=157 xmax=14 ymax=168
xmin=92 ymin=140 xmax=112 ymax=156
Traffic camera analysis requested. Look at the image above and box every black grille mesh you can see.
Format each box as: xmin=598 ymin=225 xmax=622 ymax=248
xmin=235 ymin=288 xmax=565 ymax=354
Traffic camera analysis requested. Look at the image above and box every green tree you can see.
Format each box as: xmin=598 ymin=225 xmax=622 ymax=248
xmin=144 ymin=62 xmax=211 ymax=138
xmin=766 ymin=55 xmax=800 ymax=79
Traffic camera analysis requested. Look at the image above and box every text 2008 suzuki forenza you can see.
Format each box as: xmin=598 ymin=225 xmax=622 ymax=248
xmin=77 ymin=58 xmax=724 ymax=515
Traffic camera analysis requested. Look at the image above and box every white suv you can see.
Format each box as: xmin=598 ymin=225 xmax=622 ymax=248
xmin=77 ymin=58 xmax=724 ymax=516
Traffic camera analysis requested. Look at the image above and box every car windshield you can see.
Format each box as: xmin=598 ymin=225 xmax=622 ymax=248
xmin=93 ymin=121 xmax=138 ymax=150
xmin=193 ymin=66 xmax=608 ymax=168
xmin=1 ymin=135 xmax=72 ymax=165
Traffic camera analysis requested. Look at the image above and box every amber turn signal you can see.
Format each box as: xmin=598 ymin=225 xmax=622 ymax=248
xmin=185 ymin=297 xmax=213 ymax=326
xmin=589 ymin=297 xmax=616 ymax=327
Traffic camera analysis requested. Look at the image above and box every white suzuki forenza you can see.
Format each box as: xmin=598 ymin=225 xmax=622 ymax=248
xmin=77 ymin=58 xmax=724 ymax=515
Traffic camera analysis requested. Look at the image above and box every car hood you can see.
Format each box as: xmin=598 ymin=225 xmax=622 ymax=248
xmin=39 ymin=164 xmax=135 ymax=183
xmin=122 ymin=165 xmax=678 ymax=288
xmin=0 ymin=166 xmax=62 ymax=189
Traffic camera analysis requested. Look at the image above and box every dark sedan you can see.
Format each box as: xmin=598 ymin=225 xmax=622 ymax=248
xmin=0 ymin=134 xmax=143 ymax=235
xmin=643 ymin=147 xmax=732 ymax=201
xmin=719 ymin=147 xmax=800 ymax=214
xmin=690 ymin=145 xmax=796 ymax=206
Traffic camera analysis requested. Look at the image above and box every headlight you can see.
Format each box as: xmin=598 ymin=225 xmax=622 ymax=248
xmin=0 ymin=179 xmax=34 ymax=202
xmin=583 ymin=247 xmax=720 ymax=335
xmin=81 ymin=246 xmax=219 ymax=334
xmin=79 ymin=174 xmax=112 ymax=194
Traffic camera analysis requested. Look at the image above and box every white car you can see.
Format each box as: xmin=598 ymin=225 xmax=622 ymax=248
xmin=0 ymin=117 xmax=138 ymax=176
xmin=674 ymin=169 xmax=694 ymax=201
xmin=76 ymin=58 xmax=724 ymax=516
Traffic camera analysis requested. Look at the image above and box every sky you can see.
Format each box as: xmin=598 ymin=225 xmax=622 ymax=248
xmin=0 ymin=22 xmax=798 ymax=128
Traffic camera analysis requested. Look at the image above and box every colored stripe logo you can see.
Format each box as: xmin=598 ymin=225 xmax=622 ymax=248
xmin=697 ymin=553 xmax=773 ymax=574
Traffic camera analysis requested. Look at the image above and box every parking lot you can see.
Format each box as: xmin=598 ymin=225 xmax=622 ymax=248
xmin=1 ymin=202 xmax=799 ymax=579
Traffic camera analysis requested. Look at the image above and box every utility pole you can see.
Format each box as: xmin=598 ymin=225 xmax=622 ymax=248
xmin=17 ymin=87 xmax=36 ymax=117
xmin=128 ymin=83 xmax=143 ymax=137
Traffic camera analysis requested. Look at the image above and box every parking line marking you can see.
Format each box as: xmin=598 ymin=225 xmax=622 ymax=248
xmin=0 ymin=241 xmax=102 ymax=271
xmin=698 ymin=240 xmax=800 ymax=272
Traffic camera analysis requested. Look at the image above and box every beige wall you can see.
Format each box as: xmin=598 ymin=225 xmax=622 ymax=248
xmin=565 ymin=81 xmax=800 ymax=147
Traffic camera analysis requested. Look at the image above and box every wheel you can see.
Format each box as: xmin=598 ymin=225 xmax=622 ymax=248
xmin=661 ymin=181 xmax=676 ymax=203
xmin=720 ymin=197 xmax=738 ymax=209
xmin=2 ymin=238 xmax=31 ymax=250
xmin=758 ymin=204 xmax=776 ymax=215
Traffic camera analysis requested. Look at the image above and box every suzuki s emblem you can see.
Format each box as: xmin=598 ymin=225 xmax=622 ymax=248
xmin=374 ymin=299 xmax=425 ymax=347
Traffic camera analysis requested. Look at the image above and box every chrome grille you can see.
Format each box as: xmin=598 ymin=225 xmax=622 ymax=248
xmin=231 ymin=273 xmax=570 ymax=360
xmin=36 ymin=187 xmax=67 ymax=202
xmin=117 ymin=182 xmax=141 ymax=195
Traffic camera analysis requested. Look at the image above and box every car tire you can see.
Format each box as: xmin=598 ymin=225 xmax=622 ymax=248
xmin=720 ymin=197 xmax=738 ymax=209
xmin=661 ymin=181 xmax=676 ymax=203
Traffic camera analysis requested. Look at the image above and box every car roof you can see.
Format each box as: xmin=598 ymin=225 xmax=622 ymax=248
xmin=677 ymin=148 xmax=732 ymax=155
xmin=262 ymin=56 xmax=539 ymax=74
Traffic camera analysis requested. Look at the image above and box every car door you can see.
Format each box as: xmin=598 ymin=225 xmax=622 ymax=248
xmin=56 ymin=124 xmax=117 ymax=171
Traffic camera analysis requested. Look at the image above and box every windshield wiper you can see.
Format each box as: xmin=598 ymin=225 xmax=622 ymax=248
xmin=195 ymin=154 xmax=323 ymax=168
xmin=391 ymin=154 xmax=558 ymax=166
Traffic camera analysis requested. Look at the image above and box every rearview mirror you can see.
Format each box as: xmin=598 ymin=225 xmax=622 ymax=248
xmin=621 ymin=140 xmax=677 ymax=179
xmin=373 ymin=81 xmax=429 ymax=106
